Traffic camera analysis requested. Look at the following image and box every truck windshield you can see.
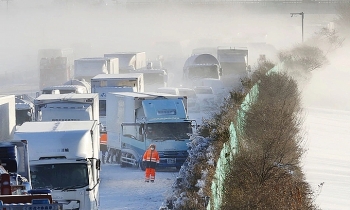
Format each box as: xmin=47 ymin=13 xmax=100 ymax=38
xmin=30 ymin=163 xmax=89 ymax=190
xmin=16 ymin=110 xmax=32 ymax=125
xmin=146 ymin=122 xmax=192 ymax=140
xmin=188 ymin=65 xmax=219 ymax=79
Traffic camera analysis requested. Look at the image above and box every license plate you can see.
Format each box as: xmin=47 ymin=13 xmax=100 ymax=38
xmin=167 ymin=158 xmax=176 ymax=164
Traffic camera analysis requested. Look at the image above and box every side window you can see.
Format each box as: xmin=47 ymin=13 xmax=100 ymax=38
xmin=99 ymin=100 xmax=106 ymax=116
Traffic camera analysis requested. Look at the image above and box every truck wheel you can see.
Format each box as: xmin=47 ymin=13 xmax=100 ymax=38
xmin=139 ymin=162 xmax=146 ymax=171
xmin=120 ymin=162 xmax=127 ymax=168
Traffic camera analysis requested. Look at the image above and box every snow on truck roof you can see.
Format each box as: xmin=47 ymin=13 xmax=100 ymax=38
xmin=35 ymin=93 xmax=98 ymax=101
xmin=108 ymin=92 xmax=186 ymax=100
xmin=92 ymin=73 xmax=143 ymax=80
xmin=14 ymin=121 xmax=97 ymax=160
xmin=15 ymin=121 xmax=96 ymax=133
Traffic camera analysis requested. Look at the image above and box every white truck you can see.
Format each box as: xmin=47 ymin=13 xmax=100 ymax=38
xmin=13 ymin=120 xmax=100 ymax=210
xmin=91 ymin=73 xmax=144 ymax=130
xmin=74 ymin=57 xmax=119 ymax=81
xmin=133 ymin=68 xmax=168 ymax=92
xmin=0 ymin=95 xmax=16 ymax=141
xmin=38 ymin=48 xmax=74 ymax=90
xmin=106 ymin=92 xmax=195 ymax=170
xmin=104 ymin=52 xmax=146 ymax=73
xmin=217 ymin=47 xmax=250 ymax=89
xmin=182 ymin=53 xmax=223 ymax=88
xmin=33 ymin=93 xmax=99 ymax=123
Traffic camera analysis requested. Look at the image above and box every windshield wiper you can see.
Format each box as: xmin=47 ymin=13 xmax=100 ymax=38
xmin=61 ymin=184 xmax=88 ymax=192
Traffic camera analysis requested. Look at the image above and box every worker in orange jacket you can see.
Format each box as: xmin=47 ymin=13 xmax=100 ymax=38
xmin=142 ymin=144 xmax=160 ymax=182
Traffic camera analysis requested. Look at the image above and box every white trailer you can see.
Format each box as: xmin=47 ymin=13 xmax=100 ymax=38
xmin=133 ymin=69 xmax=168 ymax=92
xmin=106 ymin=92 xmax=195 ymax=170
xmin=13 ymin=120 xmax=100 ymax=210
xmin=0 ymin=95 xmax=16 ymax=141
xmin=74 ymin=57 xmax=119 ymax=81
xmin=33 ymin=93 xmax=99 ymax=122
xmin=104 ymin=52 xmax=146 ymax=73
xmin=91 ymin=73 xmax=144 ymax=130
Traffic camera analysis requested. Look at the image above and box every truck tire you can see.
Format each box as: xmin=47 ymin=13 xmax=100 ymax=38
xmin=120 ymin=162 xmax=127 ymax=168
xmin=139 ymin=161 xmax=146 ymax=171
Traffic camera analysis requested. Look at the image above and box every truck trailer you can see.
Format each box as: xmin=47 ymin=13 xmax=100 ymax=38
xmin=13 ymin=121 xmax=100 ymax=210
xmin=33 ymin=93 xmax=99 ymax=123
xmin=91 ymin=73 xmax=144 ymax=131
xmin=38 ymin=48 xmax=74 ymax=90
xmin=104 ymin=52 xmax=146 ymax=73
xmin=74 ymin=57 xmax=119 ymax=81
xmin=106 ymin=92 xmax=195 ymax=170
xmin=133 ymin=68 xmax=168 ymax=92
xmin=0 ymin=95 xmax=16 ymax=141
xmin=217 ymin=47 xmax=250 ymax=88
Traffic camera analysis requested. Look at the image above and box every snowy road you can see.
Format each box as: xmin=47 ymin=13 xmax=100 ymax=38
xmin=99 ymin=164 xmax=178 ymax=210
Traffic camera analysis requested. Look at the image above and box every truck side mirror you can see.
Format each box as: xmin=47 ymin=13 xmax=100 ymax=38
xmin=96 ymin=159 xmax=101 ymax=170
xmin=219 ymin=67 xmax=223 ymax=76
xmin=139 ymin=126 xmax=143 ymax=135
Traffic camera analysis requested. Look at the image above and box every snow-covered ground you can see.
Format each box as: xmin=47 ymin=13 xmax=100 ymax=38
xmin=301 ymin=46 xmax=350 ymax=210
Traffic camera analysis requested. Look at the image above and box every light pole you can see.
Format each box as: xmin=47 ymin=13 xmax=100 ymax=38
xmin=290 ymin=12 xmax=304 ymax=43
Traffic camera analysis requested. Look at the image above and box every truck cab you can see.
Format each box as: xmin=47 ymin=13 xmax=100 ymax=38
xmin=182 ymin=53 xmax=222 ymax=88
xmin=106 ymin=92 xmax=196 ymax=170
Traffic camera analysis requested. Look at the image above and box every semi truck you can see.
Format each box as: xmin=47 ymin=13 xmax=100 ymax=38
xmin=38 ymin=48 xmax=74 ymax=90
xmin=104 ymin=52 xmax=146 ymax=73
xmin=74 ymin=57 xmax=119 ymax=81
xmin=106 ymin=92 xmax=195 ymax=170
xmin=217 ymin=47 xmax=250 ymax=88
xmin=0 ymin=95 xmax=16 ymax=141
xmin=0 ymin=140 xmax=63 ymax=209
xmin=182 ymin=53 xmax=223 ymax=88
xmin=13 ymin=120 xmax=100 ymax=210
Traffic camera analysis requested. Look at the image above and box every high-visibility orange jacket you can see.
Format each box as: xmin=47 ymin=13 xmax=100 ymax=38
xmin=142 ymin=149 xmax=160 ymax=169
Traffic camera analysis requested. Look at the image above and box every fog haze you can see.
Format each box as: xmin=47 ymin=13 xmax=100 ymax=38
xmin=0 ymin=0 xmax=336 ymax=89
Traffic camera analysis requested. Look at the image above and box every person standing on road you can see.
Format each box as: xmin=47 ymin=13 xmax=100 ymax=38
xmin=142 ymin=144 xmax=160 ymax=182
